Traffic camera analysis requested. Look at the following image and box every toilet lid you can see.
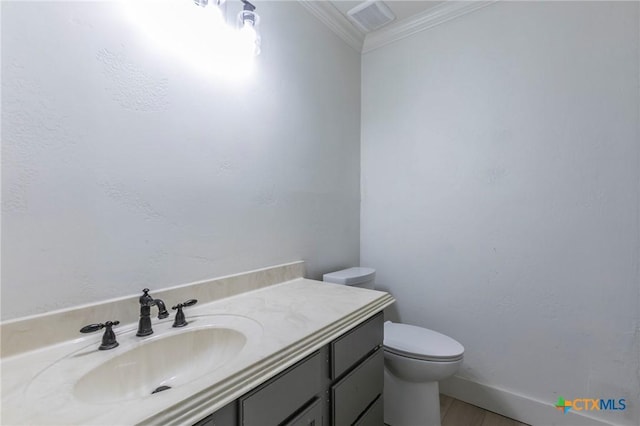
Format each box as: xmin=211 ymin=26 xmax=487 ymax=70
xmin=384 ymin=321 xmax=464 ymax=361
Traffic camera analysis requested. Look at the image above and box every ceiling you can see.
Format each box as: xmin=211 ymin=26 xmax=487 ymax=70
xmin=298 ymin=0 xmax=497 ymax=53
xmin=329 ymin=1 xmax=447 ymax=35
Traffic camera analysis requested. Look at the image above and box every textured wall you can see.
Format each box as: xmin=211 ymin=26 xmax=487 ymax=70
xmin=1 ymin=1 xmax=361 ymax=320
xmin=361 ymin=2 xmax=639 ymax=425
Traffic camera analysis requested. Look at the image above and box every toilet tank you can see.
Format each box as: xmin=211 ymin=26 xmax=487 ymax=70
xmin=323 ymin=267 xmax=376 ymax=289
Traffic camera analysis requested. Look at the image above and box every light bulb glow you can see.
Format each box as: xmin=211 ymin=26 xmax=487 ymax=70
xmin=237 ymin=9 xmax=261 ymax=57
xmin=122 ymin=0 xmax=255 ymax=80
xmin=238 ymin=21 xmax=260 ymax=56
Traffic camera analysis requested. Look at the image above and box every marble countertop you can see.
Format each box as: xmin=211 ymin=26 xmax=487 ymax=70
xmin=1 ymin=273 xmax=394 ymax=425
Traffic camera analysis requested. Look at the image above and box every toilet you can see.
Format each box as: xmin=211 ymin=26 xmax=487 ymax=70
xmin=323 ymin=267 xmax=464 ymax=426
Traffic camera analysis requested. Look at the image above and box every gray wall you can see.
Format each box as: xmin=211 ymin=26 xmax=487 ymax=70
xmin=361 ymin=2 xmax=639 ymax=425
xmin=1 ymin=1 xmax=361 ymax=320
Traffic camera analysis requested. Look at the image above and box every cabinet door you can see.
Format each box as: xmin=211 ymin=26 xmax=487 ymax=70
xmin=193 ymin=400 xmax=237 ymax=426
xmin=240 ymin=351 xmax=322 ymax=426
xmin=284 ymin=397 xmax=323 ymax=426
xmin=331 ymin=313 xmax=383 ymax=380
xmin=354 ymin=396 xmax=383 ymax=426
xmin=331 ymin=348 xmax=383 ymax=426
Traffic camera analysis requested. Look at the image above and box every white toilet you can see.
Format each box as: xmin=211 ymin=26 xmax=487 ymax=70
xmin=323 ymin=267 xmax=464 ymax=426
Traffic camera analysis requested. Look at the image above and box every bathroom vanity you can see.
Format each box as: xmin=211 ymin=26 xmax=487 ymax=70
xmin=198 ymin=313 xmax=383 ymax=426
xmin=0 ymin=262 xmax=394 ymax=425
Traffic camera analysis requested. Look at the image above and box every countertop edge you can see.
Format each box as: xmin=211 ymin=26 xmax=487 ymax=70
xmin=142 ymin=293 xmax=395 ymax=426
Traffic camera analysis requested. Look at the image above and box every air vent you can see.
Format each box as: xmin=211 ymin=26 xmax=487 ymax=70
xmin=346 ymin=1 xmax=395 ymax=33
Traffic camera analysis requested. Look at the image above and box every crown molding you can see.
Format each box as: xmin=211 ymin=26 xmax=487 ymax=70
xmin=297 ymin=1 xmax=499 ymax=54
xmin=298 ymin=0 xmax=365 ymax=52
xmin=362 ymin=0 xmax=499 ymax=53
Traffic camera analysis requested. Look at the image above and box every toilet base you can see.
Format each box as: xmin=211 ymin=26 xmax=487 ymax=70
xmin=384 ymin=368 xmax=441 ymax=426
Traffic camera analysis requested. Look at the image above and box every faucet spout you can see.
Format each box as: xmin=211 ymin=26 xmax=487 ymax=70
xmin=154 ymin=299 xmax=169 ymax=319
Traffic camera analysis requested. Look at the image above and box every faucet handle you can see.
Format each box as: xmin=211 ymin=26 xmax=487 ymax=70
xmin=171 ymin=299 xmax=198 ymax=328
xmin=80 ymin=323 xmax=105 ymax=333
xmin=180 ymin=299 xmax=198 ymax=308
xmin=79 ymin=321 xmax=120 ymax=333
xmin=80 ymin=320 xmax=120 ymax=350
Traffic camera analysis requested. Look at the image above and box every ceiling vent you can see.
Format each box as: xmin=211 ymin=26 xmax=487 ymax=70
xmin=346 ymin=1 xmax=396 ymax=33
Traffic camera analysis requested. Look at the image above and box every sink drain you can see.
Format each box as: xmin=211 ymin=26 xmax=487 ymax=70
xmin=151 ymin=385 xmax=172 ymax=395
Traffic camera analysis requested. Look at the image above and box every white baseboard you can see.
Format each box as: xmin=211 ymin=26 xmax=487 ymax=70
xmin=440 ymin=375 xmax=627 ymax=426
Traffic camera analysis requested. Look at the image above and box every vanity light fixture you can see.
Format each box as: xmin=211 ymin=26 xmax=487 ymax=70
xmin=237 ymin=0 xmax=261 ymax=56
xmin=193 ymin=0 xmax=226 ymax=24
xmin=192 ymin=0 xmax=261 ymax=56
xmin=123 ymin=0 xmax=258 ymax=78
xmin=193 ymin=0 xmax=225 ymax=9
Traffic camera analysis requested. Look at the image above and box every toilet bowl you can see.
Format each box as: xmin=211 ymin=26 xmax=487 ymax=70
xmin=323 ymin=267 xmax=464 ymax=426
xmin=383 ymin=321 xmax=464 ymax=426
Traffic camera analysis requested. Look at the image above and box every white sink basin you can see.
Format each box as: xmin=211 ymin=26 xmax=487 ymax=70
xmin=74 ymin=326 xmax=246 ymax=403
xmin=24 ymin=314 xmax=263 ymax=406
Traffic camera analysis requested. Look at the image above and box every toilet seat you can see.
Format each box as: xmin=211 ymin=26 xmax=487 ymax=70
xmin=384 ymin=321 xmax=464 ymax=362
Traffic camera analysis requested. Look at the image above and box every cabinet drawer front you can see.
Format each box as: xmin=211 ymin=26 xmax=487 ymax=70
xmin=331 ymin=348 xmax=383 ymax=426
xmin=284 ymin=397 xmax=323 ymax=426
xmin=193 ymin=401 xmax=237 ymax=426
xmin=354 ymin=395 xmax=382 ymax=426
xmin=241 ymin=352 xmax=322 ymax=426
xmin=331 ymin=313 xmax=383 ymax=379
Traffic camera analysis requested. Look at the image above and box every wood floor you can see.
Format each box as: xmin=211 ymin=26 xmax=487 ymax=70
xmin=440 ymin=394 xmax=530 ymax=426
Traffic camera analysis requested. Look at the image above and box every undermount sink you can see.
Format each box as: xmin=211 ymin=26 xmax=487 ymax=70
xmin=73 ymin=326 xmax=247 ymax=403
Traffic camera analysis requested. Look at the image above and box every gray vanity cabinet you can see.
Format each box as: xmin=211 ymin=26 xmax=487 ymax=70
xmin=284 ymin=397 xmax=323 ymax=426
xmin=194 ymin=400 xmax=237 ymax=426
xmin=240 ymin=351 xmax=323 ymax=426
xmin=194 ymin=312 xmax=384 ymax=426
xmin=329 ymin=312 xmax=383 ymax=425
xmin=331 ymin=348 xmax=383 ymax=425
